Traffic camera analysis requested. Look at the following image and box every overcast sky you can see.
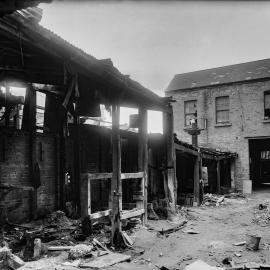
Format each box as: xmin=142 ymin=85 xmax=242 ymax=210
xmin=40 ymin=0 xmax=270 ymax=97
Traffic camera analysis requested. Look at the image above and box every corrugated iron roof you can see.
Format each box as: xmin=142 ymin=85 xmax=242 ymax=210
xmin=0 ymin=0 xmax=51 ymax=16
xmin=174 ymin=135 xmax=237 ymax=159
xmin=166 ymin=59 xmax=270 ymax=92
xmin=1 ymin=7 xmax=168 ymax=109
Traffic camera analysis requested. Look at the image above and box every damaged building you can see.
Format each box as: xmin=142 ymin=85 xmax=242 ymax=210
xmin=0 ymin=6 xmax=176 ymax=243
xmin=166 ymin=59 xmax=270 ymax=194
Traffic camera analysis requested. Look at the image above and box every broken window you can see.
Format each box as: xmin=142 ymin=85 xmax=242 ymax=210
xmin=0 ymin=85 xmax=25 ymax=129
xmin=36 ymin=91 xmax=46 ymax=133
xmin=261 ymin=151 xmax=270 ymax=160
xmin=264 ymin=91 xmax=270 ymax=119
xmin=216 ymin=96 xmax=229 ymax=124
xmin=184 ymin=100 xmax=197 ymax=126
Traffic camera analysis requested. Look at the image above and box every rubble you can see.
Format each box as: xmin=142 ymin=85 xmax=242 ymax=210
xmin=68 ymin=244 xmax=94 ymax=259
xmin=253 ymin=201 xmax=270 ymax=225
xmin=0 ymin=247 xmax=25 ymax=269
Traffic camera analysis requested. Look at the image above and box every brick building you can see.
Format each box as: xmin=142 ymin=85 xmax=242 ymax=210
xmin=166 ymin=59 xmax=270 ymax=192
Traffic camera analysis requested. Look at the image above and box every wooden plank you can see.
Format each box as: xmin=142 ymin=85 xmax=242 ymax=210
xmin=87 ymin=178 xmax=91 ymax=215
xmin=121 ymin=209 xmax=145 ymax=220
xmin=175 ymin=143 xmax=199 ymax=157
xmin=137 ymin=107 xmax=148 ymax=225
xmin=86 ymin=173 xmax=113 ymax=180
xmin=89 ymin=209 xmax=112 ymax=220
xmin=79 ymin=252 xmax=131 ymax=269
xmin=217 ymin=160 xmax=221 ymax=194
xmin=0 ymin=184 xmax=34 ymax=191
xmin=111 ymin=104 xmax=122 ymax=245
xmin=48 ymin=246 xmax=73 ymax=251
xmin=82 ymin=172 xmax=143 ymax=181
xmin=121 ymin=172 xmax=144 ymax=179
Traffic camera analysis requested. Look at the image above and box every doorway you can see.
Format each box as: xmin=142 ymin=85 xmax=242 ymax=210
xmin=249 ymin=139 xmax=270 ymax=189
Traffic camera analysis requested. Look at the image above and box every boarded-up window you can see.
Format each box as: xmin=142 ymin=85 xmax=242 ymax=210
xmin=184 ymin=100 xmax=197 ymax=126
xmin=216 ymin=96 xmax=229 ymax=124
xmin=264 ymin=91 xmax=270 ymax=119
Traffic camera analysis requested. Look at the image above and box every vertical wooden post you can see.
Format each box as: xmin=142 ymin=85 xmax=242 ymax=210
xmin=111 ymin=104 xmax=122 ymax=244
xmin=193 ymin=155 xmax=200 ymax=206
xmin=230 ymin=159 xmax=235 ymax=189
xmin=138 ymin=107 xmax=148 ymax=225
xmin=28 ymin=85 xmax=37 ymax=219
xmin=163 ymin=107 xmax=177 ymax=207
xmin=217 ymin=159 xmax=221 ymax=194
xmin=74 ymin=103 xmax=81 ymax=215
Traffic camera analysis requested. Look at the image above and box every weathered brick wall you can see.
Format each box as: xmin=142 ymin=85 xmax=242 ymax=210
xmin=0 ymin=130 xmax=58 ymax=222
xmin=167 ymin=80 xmax=270 ymax=190
xmin=36 ymin=134 xmax=58 ymax=214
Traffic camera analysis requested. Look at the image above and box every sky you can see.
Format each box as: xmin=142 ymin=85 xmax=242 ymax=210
xmin=39 ymin=0 xmax=270 ymax=133
xmin=40 ymin=0 xmax=270 ymax=97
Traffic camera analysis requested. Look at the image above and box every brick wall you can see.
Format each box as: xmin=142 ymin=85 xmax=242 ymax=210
xmin=167 ymin=79 xmax=270 ymax=190
xmin=0 ymin=130 xmax=58 ymax=222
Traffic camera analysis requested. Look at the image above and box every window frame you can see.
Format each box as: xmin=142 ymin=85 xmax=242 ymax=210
xmin=215 ymin=96 xmax=230 ymax=124
xmin=184 ymin=99 xmax=197 ymax=126
xmin=264 ymin=91 xmax=270 ymax=120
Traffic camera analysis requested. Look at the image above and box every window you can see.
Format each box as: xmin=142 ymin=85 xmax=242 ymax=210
xmin=0 ymin=85 xmax=26 ymax=129
xmin=36 ymin=91 xmax=46 ymax=132
xmin=216 ymin=96 xmax=229 ymax=124
xmin=184 ymin=100 xmax=197 ymax=126
xmin=264 ymin=91 xmax=270 ymax=119
xmin=261 ymin=151 xmax=270 ymax=160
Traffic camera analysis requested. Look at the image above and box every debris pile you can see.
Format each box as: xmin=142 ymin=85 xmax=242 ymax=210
xmin=203 ymin=194 xmax=225 ymax=207
xmin=0 ymin=246 xmax=25 ymax=270
xmin=252 ymin=201 xmax=270 ymax=225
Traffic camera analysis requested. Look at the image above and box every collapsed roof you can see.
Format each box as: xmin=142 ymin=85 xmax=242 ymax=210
xmin=0 ymin=7 xmax=170 ymax=111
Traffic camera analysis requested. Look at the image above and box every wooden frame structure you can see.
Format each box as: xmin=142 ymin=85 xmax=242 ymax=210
xmin=0 ymin=7 xmax=173 ymax=242
xmin=175 ymin=139 xmax=237 ymax=205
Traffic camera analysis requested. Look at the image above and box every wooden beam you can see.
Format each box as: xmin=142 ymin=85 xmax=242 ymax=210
xmin=121 ymin=172 xmax=144 ymax=179
xmin=111 ymin=104 xmax=122 ymax=245
xmin=90 ymin=209 xmax=112 ymax=220
xmin=28 ymin=85 xmax=37 ymax=219
xmin=175 ymin=143 xmax=199 ymax=157
xmin=163 ymin=107 xmax=177 ymax=208
xmin=121 ymin=209 xmax=145 ymax=220
xmin=217 ymin=160 xmax=221 ymax=194
xmin=193 ymin=156 xmax=200 ymax=206
xmin=138 ymin=107 xmax=148 ymax=225
xmin=82 ymin=172 xmax=144 ymax=181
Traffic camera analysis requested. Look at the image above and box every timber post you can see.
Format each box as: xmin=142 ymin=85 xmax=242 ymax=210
xmin=28 ymin=84 xmax=37 ymax=219
xmin=138 ymin=107 xmax=148 ymax=225
xmin=163 ymin=106 xmax=177 ymax=208
xmin=111 ymin=103 xmax=122 ymax=245
xmin=217 ymin=159 xmax=221 ymax=194
xmin=193 ymin=155 xmax=200 ymax=206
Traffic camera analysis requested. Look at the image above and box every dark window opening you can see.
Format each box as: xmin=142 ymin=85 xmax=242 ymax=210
xmin=264 ymin=91 xmax=270 ymax=119
xmin=0 ymin=85 xmax=25 ymax=129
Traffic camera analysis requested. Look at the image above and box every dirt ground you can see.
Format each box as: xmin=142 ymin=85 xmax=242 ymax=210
xmin=21 ymin=189 xmax=270 ymax=270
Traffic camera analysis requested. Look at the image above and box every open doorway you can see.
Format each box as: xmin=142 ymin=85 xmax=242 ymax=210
xmin=249 ymin=138 xmax=270 ymax=189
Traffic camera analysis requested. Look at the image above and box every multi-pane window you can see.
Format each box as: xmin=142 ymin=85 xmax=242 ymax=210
xmin=264 ymin=91 xmax=270 ymax=119
xmin=261 ymin=151 xmax=270 ymax=160
xmin=36 ymin=91 xmax=46 ymax=132
xmin=216 ymin=96 xmax=229 ymax=124
xmin=184 ymin=100 xmax=197 ymax=126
